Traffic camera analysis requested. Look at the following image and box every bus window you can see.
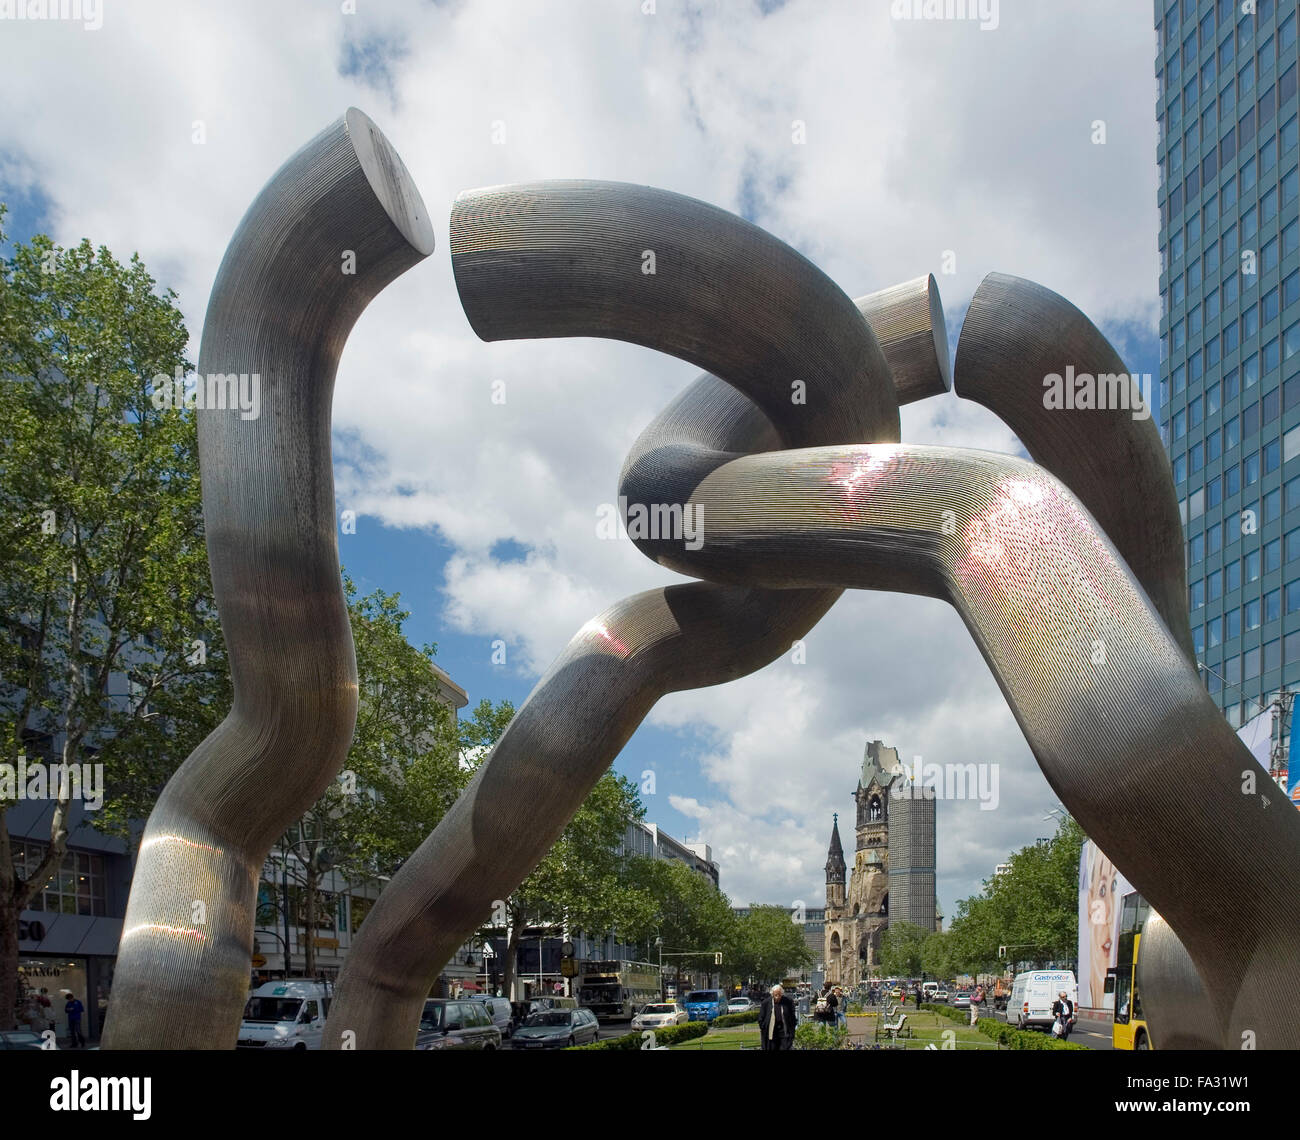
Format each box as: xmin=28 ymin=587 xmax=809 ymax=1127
xmin=1113 ymin=969 xmax=1131 ymax=1024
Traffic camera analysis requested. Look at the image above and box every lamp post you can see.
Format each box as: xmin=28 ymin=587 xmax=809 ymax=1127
xmin=654 ymin=935 xmax=664 ymax=999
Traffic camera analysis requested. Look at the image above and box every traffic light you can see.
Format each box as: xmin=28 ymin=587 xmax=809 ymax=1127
xmin=714 ymin=952 xmax=723 ymax=966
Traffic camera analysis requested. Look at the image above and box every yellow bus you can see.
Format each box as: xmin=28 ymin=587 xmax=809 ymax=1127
xmin=1109 ymin=891 xmax=1151 ymax=1050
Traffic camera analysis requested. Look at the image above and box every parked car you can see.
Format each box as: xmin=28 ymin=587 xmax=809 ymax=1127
xmin=526 ymin=996 xmax=578 ymax=1014
xmin=727 ymin=997 xmax=755 ymax=1014
xmin=415 ymin=998 xmax=502 ymax=1050
xmin=632 ymin=1002 xmax=688 ymax=1030
xmin=510 ymin=1007 xmax=600 ymax=1049
xmin=933 ymin=988 xmax=951 ymax=1002
xmin=952 ymin=991 xmax=972 ymax=1009
xmin=472 ymin=995 xmax=515 ymax=1038
xmin=0 ymin=1030 xmax=44 ymax=1050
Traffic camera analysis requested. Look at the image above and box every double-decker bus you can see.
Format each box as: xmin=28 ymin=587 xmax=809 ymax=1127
xmin=577 ymin=960 xmax=662 ymax=1020
xmin=1108 ymin=890 xmax=1152 ymax=1050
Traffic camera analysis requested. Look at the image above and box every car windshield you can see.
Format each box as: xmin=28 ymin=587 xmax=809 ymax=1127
xmin=523 ymin=1012 xmax=571 ymax=1027
xmin=243 ymin=998 xmax=303 ymax=1023
xmin=419 ymin=1004 xmax=444 ymax=1030
xmin=642 ymin=1004 xmax=675 ymax=1014
xmin=684 ymin=992 xmax=718 ymax=1003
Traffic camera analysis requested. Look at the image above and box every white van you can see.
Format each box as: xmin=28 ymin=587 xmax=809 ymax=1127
xmin=237 ymin=980 xmax=332 ymax=1050
xmin=1008 ymin=970 xmax=1076 ymax=1032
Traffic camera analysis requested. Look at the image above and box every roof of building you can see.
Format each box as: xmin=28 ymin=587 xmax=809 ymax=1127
xmin=859 ymin=739 xmax=902 ymax=791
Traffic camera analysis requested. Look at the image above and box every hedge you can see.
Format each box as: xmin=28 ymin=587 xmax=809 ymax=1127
xmin=920 ymin=1002 xmax=1089 ymax=1050
xmin=568 ymin=1020 xmax=709 ymax=1050
xmin=711 ymin=1010 xmax=760 ymax=1028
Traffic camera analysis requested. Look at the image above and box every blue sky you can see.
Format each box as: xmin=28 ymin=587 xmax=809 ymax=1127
xmin=0 ymin=0 xmax=1165 ymax=919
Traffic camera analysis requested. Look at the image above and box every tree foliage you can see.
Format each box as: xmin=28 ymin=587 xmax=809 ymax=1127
xmin=0 ymin=213 xmax=222 ymax=1027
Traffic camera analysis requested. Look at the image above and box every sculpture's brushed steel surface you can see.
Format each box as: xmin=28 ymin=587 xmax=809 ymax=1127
xmin=954 ymin=272 xmax=1194 ymax=665
xmin=102 ymin=110 xmax=434 ymax=1050
xmin=322 ymin=183 xmax=952 ymax=1049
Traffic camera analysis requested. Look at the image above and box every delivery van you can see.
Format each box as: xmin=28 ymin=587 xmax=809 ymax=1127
xmin=238 ymin=980 xmax=332 ymax=1049
xmin=1008 ymin=970 xmax=1076 ymax=1032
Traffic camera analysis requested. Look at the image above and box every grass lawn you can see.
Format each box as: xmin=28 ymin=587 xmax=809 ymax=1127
xmin=854 ymin=1009 xmax=998 ymax=1050
xmin=666 ymin=1010 xmax=997 ymax=1051
xmin=669 ymin=1023 xmax=760 ymax=1050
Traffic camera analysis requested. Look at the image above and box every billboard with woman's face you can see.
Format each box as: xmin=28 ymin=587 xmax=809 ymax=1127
xmin=1078 ymin=840 xmax=1132 ymax=1009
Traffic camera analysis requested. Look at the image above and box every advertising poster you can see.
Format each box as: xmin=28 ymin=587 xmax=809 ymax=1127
xmin=1077 ymin=840 xmax=1133 ymax=1011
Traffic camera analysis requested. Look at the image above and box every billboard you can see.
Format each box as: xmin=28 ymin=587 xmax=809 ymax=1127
xmin=1077 ymin=839 xmax=1133 ymax=1010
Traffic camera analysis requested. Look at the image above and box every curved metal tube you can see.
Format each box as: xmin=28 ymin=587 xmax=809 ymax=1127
xmin=658 ymin=441 xmax=1300 ymax=1049
xmin=324 ymin=183 xmax=956 ymax=1049
xmin=856 ymin=275 xmax=952 ymax=405
xmin=954 ymin=272 xmax=1211 ymax=1041
xmin=954 ymin=272 xmax=1194 ymax=664
xmin=102 ymin=109 xmax=434 ymax=1050
xmin=1136 ymin=913 xmax=1219 ymax=1049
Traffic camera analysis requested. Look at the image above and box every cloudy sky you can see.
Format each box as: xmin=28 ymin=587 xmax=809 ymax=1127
xmin=0 ymin=0 xmax=1161 ymax=921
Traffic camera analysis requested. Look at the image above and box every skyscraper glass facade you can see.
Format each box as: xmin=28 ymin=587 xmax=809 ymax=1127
xmin=1157 ymin=0 xmax=1300 ymax=727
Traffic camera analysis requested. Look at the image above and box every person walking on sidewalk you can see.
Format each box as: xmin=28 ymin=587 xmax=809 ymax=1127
xmin=64 ymin=993 xmax=86 ymax=1048
xmin=758 ymin=984 xmax=797 ymax=1051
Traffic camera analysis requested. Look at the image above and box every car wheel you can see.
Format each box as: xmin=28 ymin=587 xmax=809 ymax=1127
xmin=294 ymin=1043 xmax=307 ymax=1051
xmin=567 ymin=1035 xmax=576 ymax=1048
xmin=1135 ymin=1033 xmax=1149 ymax=1051
xmin=483 ymin=1043 xmax=495 ymax=1051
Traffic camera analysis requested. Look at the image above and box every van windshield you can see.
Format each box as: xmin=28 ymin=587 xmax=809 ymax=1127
xmin=684 ymin=992 xmax=719 ymax=1003
xmin=243 ymin=998 xmax=302 ymax=1023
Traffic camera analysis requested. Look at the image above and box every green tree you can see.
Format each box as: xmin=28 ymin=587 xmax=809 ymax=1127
xmin=478 ymin=770 xmax=647 ymax=999
xmin=947 ymin=815 xmax=1084 ymax=976
xmin=0 ymin=214 xmax=224 ymax=1028
xmin=265 ymin=578 xmax=505 ymax=976
xmin=879 ymin=920 xmax=928 ymax=977
xmin=621 ymin=857 xmax=736 ymax=992
xmin=921 ymin=929 xmax=958 ymax=980
xmin=723 ymin=905 xmax=813 ymax=988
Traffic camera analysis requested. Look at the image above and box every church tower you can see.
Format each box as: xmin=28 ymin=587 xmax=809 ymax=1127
xmin=825 ymin=813 xmax=846 ymax=909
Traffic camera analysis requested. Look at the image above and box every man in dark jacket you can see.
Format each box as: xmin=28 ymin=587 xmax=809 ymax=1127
xmin=758 ymin=984 xmax=797 ymax=1050
xmin=1051 ymin=991 xmax=1076 ymax=1040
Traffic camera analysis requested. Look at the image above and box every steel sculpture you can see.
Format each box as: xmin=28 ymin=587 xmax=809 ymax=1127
xmin=103 ymin=112 xmax=1300 ymax=1051
xmin=100 ymin=110 xmax=435 ymax=1049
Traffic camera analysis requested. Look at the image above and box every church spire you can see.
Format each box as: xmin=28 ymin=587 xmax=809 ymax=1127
xmin=825 ymin=812 xmax=846 ymax=881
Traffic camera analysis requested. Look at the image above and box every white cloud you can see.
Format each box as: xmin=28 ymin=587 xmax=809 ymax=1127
xmin=0 ymin=0 xmax=1155 ymax=914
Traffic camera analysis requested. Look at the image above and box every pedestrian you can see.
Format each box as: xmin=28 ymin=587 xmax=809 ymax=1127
xmin=65 ymin=992 xmax=86 ymax=1048
xmin=37 ymin=987 xmax=53 ymax=1032
xmin=1051 ymin=990 xmax=1076 ymax=1040
xmin=913 ymin=982 xmax=922 ymax=1009
xmin=758 ymin=984 xmax=796 ymax=1051
xmin=969 ymin=991 xmax=979 ymax=1027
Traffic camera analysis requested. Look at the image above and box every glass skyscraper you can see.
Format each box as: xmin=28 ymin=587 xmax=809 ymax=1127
xmin=1157 ymin=0 xmax=1300 ymax=730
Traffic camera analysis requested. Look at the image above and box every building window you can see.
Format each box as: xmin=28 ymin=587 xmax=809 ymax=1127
xmin=9 ymin=841 xmax=107 ymax=917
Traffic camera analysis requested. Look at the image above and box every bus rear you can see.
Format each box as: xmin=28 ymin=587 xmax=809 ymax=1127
xmin=1111 ymin=891 xmax=1151 ymax=1050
